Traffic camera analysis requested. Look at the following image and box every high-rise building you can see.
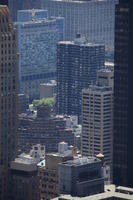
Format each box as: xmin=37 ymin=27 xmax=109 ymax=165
xmin=42 ymin=0 xmax=118 ymax=61
xmin=8 ymin=0 xmax=42 ymax=21
xmin=0 ymin=6 xmax=18 ymax=200
xmin=57 ymin=36 xmax=105 ymax=119
xmin=59 ymin=156 xmax=104 ymax=197
xmin=82 ymin=69 xmax=113 ymax=171
xmin=15 ymin=9 xmax=64 ymax=100
xmin=17 ymin=8 xmax=48 ymax=22
xmin=113 ymin=0 xmax=133 ymax=187
xmin=82 ymin=86 xmax=113 ymax=164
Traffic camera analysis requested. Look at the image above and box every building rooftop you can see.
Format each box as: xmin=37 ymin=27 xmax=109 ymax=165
xmin=15 ymin=18 xmax=57 ymax=26
xmin=105 ymin=61 xmax=114 ymax=67
xmin=83 ymin=85 xmax=112 ymax=93
xmin=98 ymin=68 xmax=113 ymax=73
xmin=18 ymin=9 xmax=48 ymax=13
xmin=11 ymin=153 xmax=38 ymax=172
xmin=46 ymin=0 xmax=87 ymax=4
xmin=52 ymin=185 xmax=133 ymax=200
xmin=19 ymin=111 xmax=37 ymax=119
xmin=61 ymin=156 xmax=100 ymax=167
xmin=0 ymin=5 xmax=7 ymax=7
xmin=40 ymin=81 xmax=56 ymax=86
xmin=116 ymin=186 xmax=133 ymax=194
xmin=58 ymin=40 xmax=104 ymax=47
xmin=44 ymin=0 xmax=109 ymax=4
xmin=47 ymin=149 xmax=73 ymax=158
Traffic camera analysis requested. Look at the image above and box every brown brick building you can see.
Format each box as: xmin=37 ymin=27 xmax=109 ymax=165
xmin=18 ymin=105 xmax=74 ymax=154
xmin=38 ymin=142 xmax=74 ymax=200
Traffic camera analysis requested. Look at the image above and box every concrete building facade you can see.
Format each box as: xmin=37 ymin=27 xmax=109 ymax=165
xmin=82 ymin=86 xmax=113 ymax=165
xmin=18 ymin=93 xmax=29 ymax=113
xmin=59 ymin=157 xmax=104 ymax=197
xmin=40 ymin=80 xmax=56 ymax=99
xmin=81 ymin=69 xmax=113 ymax=166
xmin=97 ymin=69 xmax=114 ymax=88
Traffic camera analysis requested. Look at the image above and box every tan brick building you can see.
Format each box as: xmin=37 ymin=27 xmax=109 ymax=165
xmin=38 ymin=142 xmax=74 ymax=200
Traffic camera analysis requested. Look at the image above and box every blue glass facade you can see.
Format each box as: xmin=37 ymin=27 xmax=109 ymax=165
xmin=51 ymin=16 xmax=64 ymax=41
xmin=17 ymin=9 xmax=48 ymax=22
xmin=57 ymin=38 xmax=105 ymax=119
xmin=41 ymin=0 xmax=118 ymax=61
xmin=15 ymin=9 xmax=64 ymax=100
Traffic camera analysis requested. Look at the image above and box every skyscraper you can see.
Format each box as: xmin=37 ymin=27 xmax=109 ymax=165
xmin=0 ymin=6 xmax=18 ymax=199
xmin=8 ymin=0 xmax=42 ymax=21
xmin=113 ymin=0 xmax=133 ymax=187
xmin=57 ymin=36 xmax=105 ymax=119
xmin=42 ymin=0 xmax=118 ymax=61
xmin=15 ymin=9 xmax=64 ymax=100
xmin=82 ymin=75 xmax=113 ymax=164
xmin=82 ymin=69 xmax=113 ymax=182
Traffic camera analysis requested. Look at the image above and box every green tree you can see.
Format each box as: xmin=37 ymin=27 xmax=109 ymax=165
xmin=32 ymin=97 xmax=55 ymax=108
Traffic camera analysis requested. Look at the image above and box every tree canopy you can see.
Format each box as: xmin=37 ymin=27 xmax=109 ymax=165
xmin=32 ymin=97 xmax=55 ymax=108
